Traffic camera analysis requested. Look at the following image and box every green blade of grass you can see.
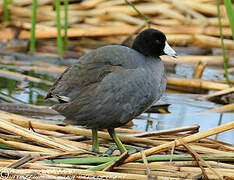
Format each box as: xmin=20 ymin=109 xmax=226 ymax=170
xmin=51 ymin=155 xmax=234 ymax=165
xmin=29 ymin=0 xmax=37 ymax=52
xmin=124 ymin=0 xmax=150 ymax=28
xmin=55 ymin=0 xmax=63 ymax=57
xmin=216 ymin=0 xmax=230 ymax=85
xmin=223 ymin=0 xmax=234 ymax=40
xmin=3 ymin=0 xmax=9 ymax=22
xmin=63 ymin=0 xmax=69 ymax=50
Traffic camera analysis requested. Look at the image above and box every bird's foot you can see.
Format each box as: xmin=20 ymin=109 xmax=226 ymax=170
xmin=103 ymin=145 xmax=141 ymax=156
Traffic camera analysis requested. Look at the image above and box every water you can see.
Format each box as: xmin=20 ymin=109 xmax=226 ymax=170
xmin=134 ymin=93 xmax=234 ymax=144
xmin=0 ymin=66 xmax=233 ymax=144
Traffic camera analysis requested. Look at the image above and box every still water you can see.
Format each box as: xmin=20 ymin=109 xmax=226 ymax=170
xmin=135 ymin=93 xmax=234 ymax=144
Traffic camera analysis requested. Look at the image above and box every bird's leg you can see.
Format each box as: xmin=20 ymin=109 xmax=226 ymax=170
xmin=92 ymin=128 xmax=99 ymax=153
xmin=108 ymin=128 xmax=127 ymax=153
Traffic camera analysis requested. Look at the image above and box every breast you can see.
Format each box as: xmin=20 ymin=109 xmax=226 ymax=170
xmin=142 ymin=58 xmax=167 ymax=106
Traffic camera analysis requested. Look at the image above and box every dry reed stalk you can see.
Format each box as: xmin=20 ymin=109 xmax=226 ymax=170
xmin=0 ymin=167 xmax=149 ymax=180
xmin=151 ymin=18 xmax=181 ymax=26
xmin=123 ymin=121 xmax=234 ymax=163
xmin=115 ymin=127 xmax=143 ymax=133
xmin=79 ymin=0 xmax=107 ymax=9
xmin=96 ymin=0 xmax=141 ymax=8
xmin=202 ymin=87 xmax=234 ymax=99
xmin=129 ymin=125 xmax=200 ymax=137
xmin=166 ymin=140 xmax=234 ymax=156
xmin=0 ymin=149 xmax=52 ymax=157
xmin=215 ymin=79 xmax=234 ymax=85
xmin=155 ymin=25 xmax=232 ymax=36
xmin=94 ymin=3 xmax=172 ymax=16
xmin=119 ymin=162 xmax=180 ymax=171
xmin=193 ymin=34 xmax=234 ymax=50
xmin=0 ymin=137 xmax=58 ymax=153
xmin=116 ymin=166 xmax=233 ymax=179
xmin=162 ymin=55 xmax=229 ymax=64
xmin=172 ymin=0 xmax=226 ymax=15
xmin=115 ymin=168 xmax=195 ymax=178
xmin=11 ymin=0 xmax=54 ymax=6
xmin=165 ymin=0 xmax=208 ymax=25
xmin=107 ymin=13 xmax=145 ymax=25
xmin=141 ymin=150 xmax=153 ymax=180
xmin=0 ymin=133 xmax=27 ymax=143
xmin=37 ymin=5 xmax=54 ymax=11
xmin=1 ymin=161 xmax=92 ymax=170
xmin=11 ymin=21 xmax=56 ymax=31
xmin=41 ymin=17 xmax=82 ymax=26
xmin=0 ymin=119 xmax=79 ymax=152
xmin=0 ymin=64 xmax=66 ymax=74
xmin=179 ymin=139 xmax=223 ymax=180
xmin=179 ymin=167 xmax=234 ymax=177
xmin=103 ymin=151 xmax=129 ymax=171
xmin=28 ymin=151 xmax=83 ymax=163
xmin=8 ymin=5 xmax=56 ymax=21
xmin=7 ymin=154 xmax=32 ymax=168
xmin=167 ymin=77 xmax=230 ymax=90
xmin=0 ymin=111 xmax=166 ymax=147
xmin=30 ymin=129 xmax=65 ymax=137
xmin=0 ymin=69 xmax=53 ymax=85
xmin=166 ymin=34 xmax=193 ymax=45
xmin=200 ymin=103 xmax=234 ymax=113
xmin=120 ymin=161 xmax=234 ymax=170
xmin=191 ymin=142 xmax=233 ymax=152
xmin=193 ymin=61 xmax=207 ymax=78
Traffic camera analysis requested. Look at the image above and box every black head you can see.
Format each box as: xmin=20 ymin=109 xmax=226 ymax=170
xmin=132 ymin=28 xmax=177 ymax=58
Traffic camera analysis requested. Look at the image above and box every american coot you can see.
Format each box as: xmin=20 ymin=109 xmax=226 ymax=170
xmin=45 ymin=28 xmax=177 ymax=153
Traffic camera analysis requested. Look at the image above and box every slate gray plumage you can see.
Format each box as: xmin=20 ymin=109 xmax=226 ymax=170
xmin=45 ymin=28 xmax=177 ymax=153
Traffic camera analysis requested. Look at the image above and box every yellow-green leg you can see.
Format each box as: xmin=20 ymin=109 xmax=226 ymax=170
xmin=108 ymin=128 xmax=127 ymax=153
xmin=92 ymin=128 xmax=99 ymax=153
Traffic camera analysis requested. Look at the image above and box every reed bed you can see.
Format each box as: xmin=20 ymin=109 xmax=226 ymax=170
xmin=0 ymin=110 xmax=233 ymax=179
xmin=0 ymin=0 xmax=233 ymax=49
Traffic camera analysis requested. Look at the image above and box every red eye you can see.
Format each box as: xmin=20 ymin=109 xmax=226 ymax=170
xmin=155 ymin=40 xmax=160 ymax=44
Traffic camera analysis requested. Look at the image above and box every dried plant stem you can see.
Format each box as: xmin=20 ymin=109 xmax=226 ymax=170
xmin=179 ymin=139 xmax=223 ymax=180
xmin=123 ymin=121 xmax=234 ymax=163
xmin=102 ymin=151 xmax=129 ymax=171
xmin=167 ymin=77 xmax=229 ymax=91
xmin=7 ymin=154 xmax=32 ymax=168
xmin=141 ymin=150 xmax=153 ymax=180
xmin=0 ymin=119 xmax=77 ymax=152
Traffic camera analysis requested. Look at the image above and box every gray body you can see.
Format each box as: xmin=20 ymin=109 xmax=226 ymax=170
xmin=47 ymin=45 xmax=166 ymax=129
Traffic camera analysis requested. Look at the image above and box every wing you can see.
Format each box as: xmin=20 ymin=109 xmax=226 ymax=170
xmin=45 ymin=50 xmax=125 ymax=102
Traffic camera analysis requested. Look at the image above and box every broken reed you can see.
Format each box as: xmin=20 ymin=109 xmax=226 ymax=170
xmin=55 ymin=0 xmax=63 ymax=57
xmin=29 ymin=0 xmax=37 ymax=52
xmin=216 ymin=0 xmax=230 ymax=85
